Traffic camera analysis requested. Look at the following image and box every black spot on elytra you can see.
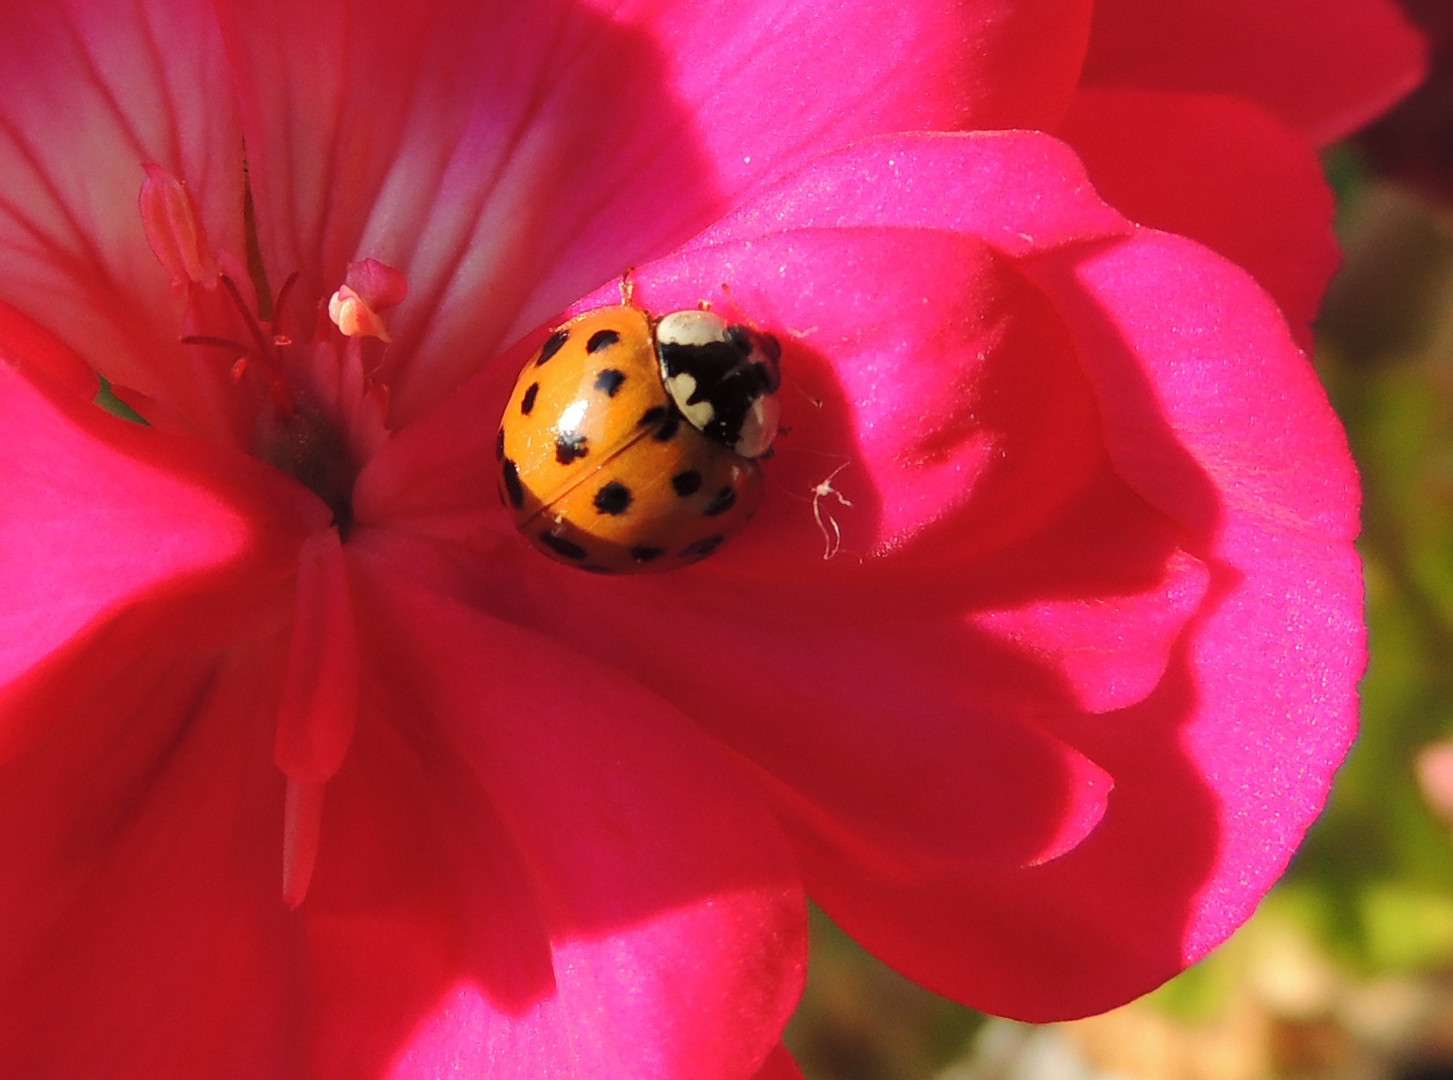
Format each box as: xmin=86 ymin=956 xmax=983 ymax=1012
xmin=704 ymin=486 xmax=737 ymax=516
xmin=555 ymin=433 xmax=589 ymax=464
xmin=672 ymin=470 xmax=702 ymax=497
xmin=679 ymin=534 xmax=725 ymax=559
xmin=630 ymin=545 xmax=665 ymax=563
xmin=536 ymin=329 xmax=568 ymax=366
xmin=520 ymin=382 xmax=539 ymax=415
xmin=539 ymin=531 xmax=588 ymax=561
xmin=593 ymin=480 xmax=632 ymax=516
xmin=501 ymin=458 xmax=524 ymax=509
xmin=586 ymin=329 xmax=621 ymax=353
xmin=595 ymin=369 xmax=626 ymax=396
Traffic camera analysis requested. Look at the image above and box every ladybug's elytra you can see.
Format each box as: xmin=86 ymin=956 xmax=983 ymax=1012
xmin=496 ymin=303 xmax=781 ymax=573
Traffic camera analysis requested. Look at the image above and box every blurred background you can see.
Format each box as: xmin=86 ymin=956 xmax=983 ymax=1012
xmin=784 ymin=5 xmax=1453 ymax=1077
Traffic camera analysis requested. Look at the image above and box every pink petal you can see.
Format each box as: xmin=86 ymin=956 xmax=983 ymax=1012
xmin=533 ymin=134 xmax=1353 ymax=1018
xmin=0 ymin=297 xmax=96 ymax=400
xmin=752 ymin=1045 xmax=805 ymax=1080
xmin=211 ymin=0 xmax=1083 ymax=425
xmin=0 ymin=642 xmax=303 ymax=1077
xmin=1059 ymin=89 xmax=1338 ymax=345
xmin=1081 ymin=0 xmax=1428 ymax=143
xmin=0 ymin=358 xmax=323 ymax=752
xmin=0 ymin=0 xmax=245 ymax=413
xmin=298 ymin=546 xmax=808 ymax=1079
xmin=1042 ymin=229 xmax=1364 ymax=951
xmin=975 ymin=548 xmax=1210 ymax=715
xmin=691 ymin=130 xmax=1132 ymax=257
xmin=807 ymin=229 xmax=1362 ymax=1021
xmin=648 ymin=230 xmax=1108 ymax=565
xmin=364 ymin=129 xmax=1358 ymax=1020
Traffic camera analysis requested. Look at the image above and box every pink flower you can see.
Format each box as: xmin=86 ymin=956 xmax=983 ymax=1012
xmin=1068 ymin=0 xmax=1426 ymax=343
xmin=0 ymin=1 xmax=1421 ymax=1077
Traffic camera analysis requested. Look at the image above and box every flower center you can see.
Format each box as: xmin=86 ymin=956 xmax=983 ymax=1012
xmin=139 ymin=165 xmax=401 ymax=536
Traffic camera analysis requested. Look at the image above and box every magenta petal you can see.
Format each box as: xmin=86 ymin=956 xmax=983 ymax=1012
xmin=510 ymin=132 xmax=1360 ymax=1019
xmin=0 ymin=643 xmax=301 ymax=1077
xmin=975 ymin=548 xmax=1210 ymax=715
xmin=1082 ymin=0 xmax=1427 ymax=143
xmin=1041 ymin=228 xmax=1364 ymax=936
xmin=0 ymin=0 xmax=244 ymax=406
xmin=304 ymin=549 xmax=806 ymax=1079
xmin=806 ymin=231 xmax=1362 ymax=1020
xmin=1060 ymin=89 xmax=1339 ymax=344
xmin=0 ymin=361 xmax=323 ymax=735
xmin=751 ymin=1045 xmax=805 ymax=1080
xmin=212 ymin=0 xmax=1079 ymax=424
xmin=692 ymin=130 xmax=1131 ymax=257
xmin=590 ymin=232 xmax=1110 ymax=570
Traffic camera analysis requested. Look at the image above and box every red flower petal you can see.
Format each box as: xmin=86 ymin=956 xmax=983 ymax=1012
xmin=0 ymin=355 xmax=322 ymax=755
xmin=0 ymin=0 xmax=245 ymax=415
xmin=432 ymin=131 xmax=1361 ymax=1020
xmin=293 ymin=551 xmax=808 ymax=1078
xmin=0 ymin=298 xmax=96 ymax=401
xmin=210 ymin=0 xmax=1085 ymax=424
xmin=751 ymin=1044 xmax=805 ymax=1080
xmin=1060 ymin=89 xmax=1339 ymax=346
xmin=1082 ymin=0 xmax=1427 ymax=143
xmin=804 ymin=228 xmax=1363 ymax=1021
xmin=0 ymin=644 xmax=303 ymax=1078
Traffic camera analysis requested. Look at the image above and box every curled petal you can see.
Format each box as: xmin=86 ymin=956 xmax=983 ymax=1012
xmin=801 ymin=226 xmax=1363 ymax=1020
xmin=691 ymin=130 xmax=1132 ymax=258
xmin=1060 ymin=89 xmax=1339 ymax=345
xmin=1032 ymin=227 xmax=1363 ymax=943
xmin=1082 ymin=0 xmax=1427 ymax=143
xmin=449 ymin=133 xmax=1363 ymax=1019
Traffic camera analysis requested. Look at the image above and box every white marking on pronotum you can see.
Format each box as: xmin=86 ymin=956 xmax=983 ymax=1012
xmin=664 ymin=371 xmax=715 ymax=429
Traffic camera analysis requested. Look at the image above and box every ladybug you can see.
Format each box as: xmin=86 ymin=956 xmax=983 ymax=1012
xmin=496 ymin=302 xmax=782 ymax=573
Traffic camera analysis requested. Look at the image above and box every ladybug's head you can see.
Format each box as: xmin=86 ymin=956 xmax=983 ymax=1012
xmin=655 ymin=309 xmax=781 ymax=459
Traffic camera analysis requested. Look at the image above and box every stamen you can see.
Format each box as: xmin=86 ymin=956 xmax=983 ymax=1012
xmin=179 ymin=333 xmax=250 ymax=352
xmin=220 ymin=274 xmax=277 ymax=360
xmin=282 ymin=777 xmax=325 ymax=909
xmin=275 ymin=528 xmax=359 ymax=907
xmin=180 ymin=273 xmax=295 ymax=414
xmin=328 ymin=286 xmax=392 ymax=341
xmin=328 ymin=259 xmax=407 ymax=342
xmin=139 ymin=163 xmax=217 ymax=289
xmin=275 ymin=528 xmax=359 ymax=782
xmin=272 ymin=271 xmax=302 ymax=346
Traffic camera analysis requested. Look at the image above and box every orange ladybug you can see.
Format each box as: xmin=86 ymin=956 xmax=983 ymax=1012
xmin=497 ymin=303 xmax=781 ymax=573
